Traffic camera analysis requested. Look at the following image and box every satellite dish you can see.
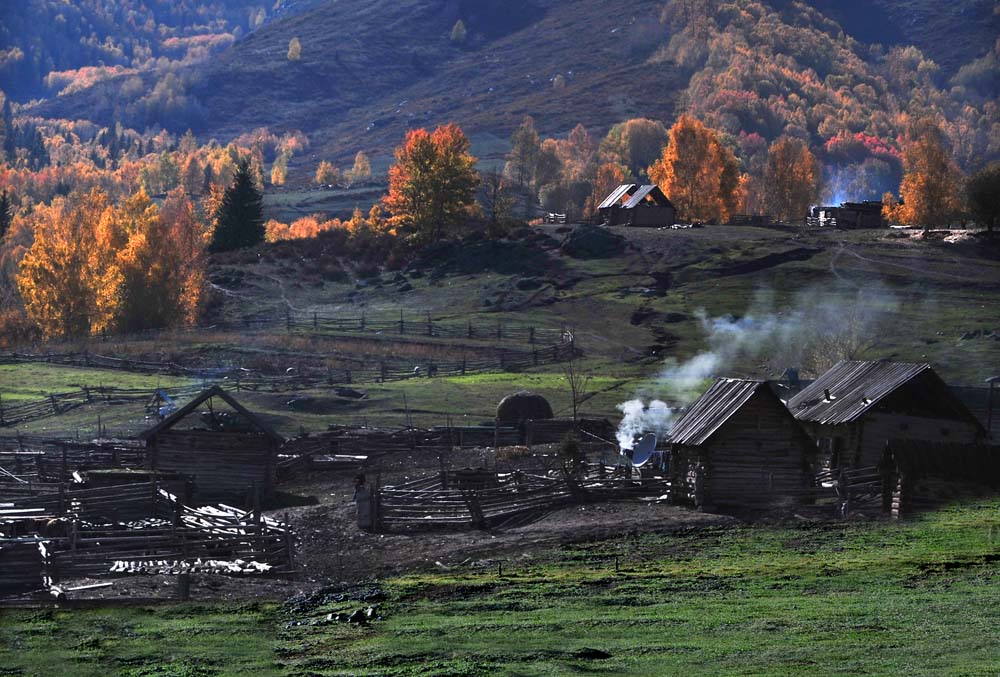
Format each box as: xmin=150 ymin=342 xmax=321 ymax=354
xmin=631 ymin=433 xmax=657 ymax=467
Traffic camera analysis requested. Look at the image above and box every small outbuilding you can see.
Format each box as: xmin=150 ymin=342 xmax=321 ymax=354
xmin=787 ymin=361 xmax=987 ymax=470
xmin=667 ymin=379 xmax=817 ymax=508
xmin=139 ymin=386 xmax=284 ymax=503
xmin=598 ymin=184 xmax=676 ymax=227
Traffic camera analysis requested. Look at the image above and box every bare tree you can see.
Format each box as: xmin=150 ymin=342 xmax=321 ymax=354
xmin=479 ymin=169 xmax=517 ymax=229
xmin=563 ymin=353 xmax=592 ymax=421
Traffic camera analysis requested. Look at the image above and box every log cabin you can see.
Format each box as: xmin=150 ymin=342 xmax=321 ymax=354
xmin=786 ymin=361 xmax=987 ymax=471
xmin=598 ymin=184 xmax=676 ymax=227
xmin=139 ymin=386 xmax=284 ymax=504
xmin=667 ymin=379 xmax=817 ymax=508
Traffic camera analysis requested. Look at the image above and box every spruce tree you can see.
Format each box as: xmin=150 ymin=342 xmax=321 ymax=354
xmin=0 ymin=189 xmax=12 ymax=240
xmin=209 ymin=156 xmax=265 ymax=252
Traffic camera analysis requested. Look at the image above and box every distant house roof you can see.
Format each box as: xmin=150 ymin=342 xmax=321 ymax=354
xmin=623 ymin=184 xmax=674 ymax=209
xmin=138 ymin=385 xmax=284 ymax=443
xmin=597 ymin=184 xmax=638 ymax=210
xmin=668 ymin=379 xmax=770 ymax=446
xmin=598 ymin=184 xmax=674 ymax=211
xmin=787 ymin=361 xmax=984 ymax=431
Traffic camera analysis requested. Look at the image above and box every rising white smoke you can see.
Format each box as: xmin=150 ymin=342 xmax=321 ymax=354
xmin=614 ymin=284 xmax=898 ymax=448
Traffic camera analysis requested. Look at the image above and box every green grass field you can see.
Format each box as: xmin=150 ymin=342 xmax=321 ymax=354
xmin=3 ymin=499 xmax=998 ymax=675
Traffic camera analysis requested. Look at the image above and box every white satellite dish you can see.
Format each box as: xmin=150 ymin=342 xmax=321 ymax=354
xmin=631 ymin=433 xmax=657 ymax=467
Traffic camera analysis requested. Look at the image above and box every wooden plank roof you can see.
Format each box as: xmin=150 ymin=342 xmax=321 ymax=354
xmin=787 ymin=361 xmax=984 ymax=432
xmin=597 ymin=184 xmax=637 ymax=210
xmin=622 ymin=184 xmax=674 ymax=209
xmin=138 ymin=385 xmax=284 ymax=443
xmin=667 ymin=378 xmax=765 ymax=446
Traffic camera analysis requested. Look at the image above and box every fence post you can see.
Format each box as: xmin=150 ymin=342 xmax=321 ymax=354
xmin=497 ymin=321 xmax=502 ymax=340
xmin=461 ymin=359 xmax=466 ymax=376
xmin=286 ymin=309 xmax=292 ymax=332
xmin=360 ymin=312 xmax=366 ymax=331
xmin=533 ymin=350 xmax=538 ymax=366
xmin=529 ymin=327 xmax=535 ymax=344
xmin=399 ymin=309 xmax=405 ymax=334
xmin=313 ymin=311 xmax=318 ymax=329
xmin=468 ymin=321 xmax=473 ymax=339
xmin=427 ymin=312 xmax=433 ymax=337
xmin=346 ymin=369 xmax=352 ymax=384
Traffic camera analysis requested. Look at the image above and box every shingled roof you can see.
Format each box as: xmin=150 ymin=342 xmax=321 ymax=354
xmin=667 ymin=379 xmax=767 ymax=446
xmin=787 ymin=360 xmax=984 ymax=431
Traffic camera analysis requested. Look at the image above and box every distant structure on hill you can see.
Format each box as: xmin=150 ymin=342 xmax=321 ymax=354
xmin=808 ymin=201 xmax=885 ymax=228
xmin=598 ymin=184 xmax=676 ymax=227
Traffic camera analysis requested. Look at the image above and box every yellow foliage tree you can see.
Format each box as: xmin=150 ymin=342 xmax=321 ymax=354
xmin=315 ymin=160 xmax=340 ymax=186
xmin=287 ymin=37 xmax=301 ymax=62
xmin=17 ymin=190 xmax=110 ymax=338
xmin=584 ymin=162 xmax=626 ymax=218
xmin=763 ymin=136 xmax=821 ymax=222
xmin=648 ymin=115 xmax=741 ymax=223
xmin=17 ymin=188 xmax=206 ymax=338
xmin=890 ymin=119 xmax=964 ymax=228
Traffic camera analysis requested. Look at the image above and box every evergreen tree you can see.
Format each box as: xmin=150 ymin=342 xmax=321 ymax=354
xmin=0 ymin=92 xmax=12 ymax=164
xmin=209 ymin=157 xmax=265 ymax=252
xmin=0 ymin=190 xmax=12 ymax=240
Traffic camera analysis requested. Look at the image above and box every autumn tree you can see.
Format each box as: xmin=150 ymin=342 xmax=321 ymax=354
xmin=345 ymin=151 xmax=371 ymax=186
xmin=315 ymin=160 xmax=340 ymax=186
xmin=600 ymin=118 xmax=669 ymax=179
xmin=966 ymin=163 xmax=1000 ymax=234
xmin=209 ymin=156 xmax=265 ymax=252
xmin=383 ymin=123 xmax=480 ymax=241
xmin=505 ymin=116 xmax=542 ymax=190
xmin=891 ymin=119 xmax=965 ymax=228
xmin=287 ymin=37 xmax=301 ymax=61
xmin=450 ymin=20 xmax=467 ymax=45
xmin=181 ymin=154 xmax=203 ymax=195
xmin=17 ymin=190 xmax=110 ymax=338
xmin=648 ymin=115 xmax=741 ymax=223
xmin=479 ymin=169 xmax=517 ymax=228
xmin=763 ymin=136 xmax=821 ymax=222
xmin=584 ymin=162 xmax=627 ymax=219
xmin=0 ymin=190 xmax=12 ymax=239
xmin=270 ymin=154 xmax=288 ymax=186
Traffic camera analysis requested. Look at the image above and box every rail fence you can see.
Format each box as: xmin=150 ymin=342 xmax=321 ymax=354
xmin=0 ymin=342 xmax=577 ymax=428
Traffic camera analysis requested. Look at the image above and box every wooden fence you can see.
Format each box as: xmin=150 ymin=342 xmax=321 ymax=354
xmin=372 ymin=465 xmax=670 ymax=531
xmin=1 ymin=485 xmax=296 ymax=594
xmin=0 ymin=342 xmax=577 ymax=428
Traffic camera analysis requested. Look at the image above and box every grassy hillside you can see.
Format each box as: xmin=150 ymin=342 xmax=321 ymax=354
xmin=3 ymin=497 xmax=998 ymax=674
xmin=3 ymin=224 xmax=997 ymax=440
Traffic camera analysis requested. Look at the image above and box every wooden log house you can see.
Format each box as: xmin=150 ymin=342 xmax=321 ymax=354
xmin=667 ymin=379 xmax=817 ymax=508
xmin=786 ymin=361 xmax=987 ymax=471
xmin=139 ymin=386 xmax=284 ymax=504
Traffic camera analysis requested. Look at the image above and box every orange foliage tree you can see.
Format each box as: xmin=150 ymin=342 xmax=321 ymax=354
xmin=648 ymin=115 xmax=741 ymax=223
xmin=17 ymin=187 xmax=206 ymax=338
xmin=383 ymin=123 xmax=479 ymax=241
xmin=584 ymin=163 xmax=627 ymax=218
xmin=763 ymin=136 xmax=821 ymax=222
xmin=889 ymin=119 xmax=965 ymax=228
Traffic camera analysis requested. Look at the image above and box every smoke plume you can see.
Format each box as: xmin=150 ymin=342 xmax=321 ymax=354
xmin=614 ymin=284 xmax=897 ymax=448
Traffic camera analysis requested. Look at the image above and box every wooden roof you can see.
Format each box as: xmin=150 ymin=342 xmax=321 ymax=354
xmin=138 ymin=385 xmax=284 ymax=443
xmin=787 ymin=361 xmax=985 ymax=433
xmin=667 ymin=379 xmax=805 ymax=446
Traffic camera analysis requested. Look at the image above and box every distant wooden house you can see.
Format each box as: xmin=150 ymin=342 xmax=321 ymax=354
xmin=808 ymin=201 xmax=884 ymax=228
xmin=667 ymin=379 xmax=817 ymax=508
xmin=787 ymin=361 xmax=987 ymax=470
xmin=598 ymin=184 xmax=676 ymax=227
xmin=139 ymin=386 xmax=284 ymax=503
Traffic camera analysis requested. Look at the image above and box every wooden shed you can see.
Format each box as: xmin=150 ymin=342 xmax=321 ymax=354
xmin=787 ymin=361 xmax=987 ymax=471
xmin=667 ymin=379 xmax=817 ymax=508
xmin=598 ymin=184 xmax=676 ymax=227
xmin=139 ymin=386 xmax=284 ymax=504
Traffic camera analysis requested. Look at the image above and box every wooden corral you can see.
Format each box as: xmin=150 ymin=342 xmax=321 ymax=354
xmin=371 ymin=465 xmax=668 ymax=532
xmin=139 ymin=386 xmax=284 ymax=504
xmin=787 ymin=361 xmax=987 ymax=471
xmin=667 ymin=379 xmax=817 ymax=509
xmin=881 ymin=440 xmax=1000 ymax=519
xmin=524 ymin=417 xmax=615 ymax=446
